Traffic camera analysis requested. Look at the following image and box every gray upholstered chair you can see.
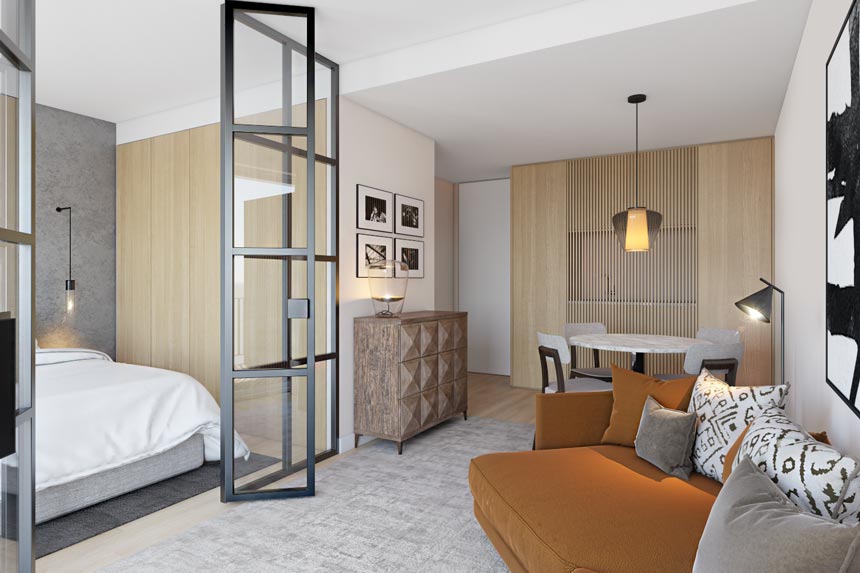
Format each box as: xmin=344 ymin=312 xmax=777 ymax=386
xmin=696 ymin=327 xmax=740 ymax=345
xmin=658 ymin=341 xmax=744 ymax=386
xmin=563 ymin=322 xmax=612 ymax=382
xmin=537 ymin=332 xmax=611 ymax=394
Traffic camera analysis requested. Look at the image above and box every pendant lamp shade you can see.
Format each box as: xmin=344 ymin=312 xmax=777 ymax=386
xmin=613 ymin=94 xmax=663 ymax=252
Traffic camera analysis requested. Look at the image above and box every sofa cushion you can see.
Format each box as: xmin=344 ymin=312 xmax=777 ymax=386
xmin=694 ymin=456 xmax=860 ymax=573
xmin=734 ymin=405 xmax=860 ymax=523
xmin=635 ymin=395 xmax=697 ymax=480
xmin=601 ymin=366 xmax=696 ymax=447
xmin=469 ymin=445 xmax=721 ymax=573
xmin=688 ymin=369 xmax=788 ymax=482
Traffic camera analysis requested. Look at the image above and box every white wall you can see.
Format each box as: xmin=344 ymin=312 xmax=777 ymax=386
xmin=434 ymin=178 xmax=456 ymax=311
xmin=338 ymin=97 xmax=436 ymax=452
xmin=775 ymin=0 xmax=860 ymax=457
xmin=458 ymin=179 xmax=511 ymax=376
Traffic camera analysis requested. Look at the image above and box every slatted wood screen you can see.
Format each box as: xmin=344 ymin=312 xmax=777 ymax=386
xmin=568 ymin=147 xmax=698 ymax=375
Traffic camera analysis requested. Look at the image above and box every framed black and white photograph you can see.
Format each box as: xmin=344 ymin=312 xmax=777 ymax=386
xmin=826 ymin=0 xmax=860 ymax=419
xmin=395 ymin=194 xmax=424 ymax=237
xmin=396 ymin=238 xmax=424 ymax=279
xmin=357 ymin=184 xmax=394 ymax=233
xmin=356 ymin=233 xmax=394 ymax=278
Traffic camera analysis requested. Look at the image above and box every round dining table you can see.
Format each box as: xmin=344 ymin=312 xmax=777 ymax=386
xmin=567 ymin=333 xmax=711 ymax=373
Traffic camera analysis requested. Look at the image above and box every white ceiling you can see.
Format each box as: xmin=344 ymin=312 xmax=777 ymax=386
xmin=35 ymin=0 xmax=581 ymax=123
xmin=347 ymin=0 xmax=812 ymax=182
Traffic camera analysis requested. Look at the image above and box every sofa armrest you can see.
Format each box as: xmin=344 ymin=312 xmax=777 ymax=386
xmin=534 ymin=391 xmax=613 ymax=450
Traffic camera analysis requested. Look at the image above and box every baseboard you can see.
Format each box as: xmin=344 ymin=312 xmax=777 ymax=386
xmin=337 ymin=433 xmax=376 ymax=453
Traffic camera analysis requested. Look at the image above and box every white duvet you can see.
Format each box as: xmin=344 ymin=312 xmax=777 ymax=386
xmin=35 ymin=349 xmax=249 ymax=491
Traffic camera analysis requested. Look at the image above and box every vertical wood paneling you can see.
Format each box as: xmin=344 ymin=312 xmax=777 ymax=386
xmin=150 ymin=131 xmax=191 ymax=372
xmin=568 ymin=147 xmax=697 ymax=375
xmin=511 ymin=161 xmax=568 ymax=389
xmin=698 ymin=138 xmax=773 ymax=386
xmin=189 ymin=124 xmax=221 ymax=400
xmin=116 ymin=140 xmax=152 ymax=365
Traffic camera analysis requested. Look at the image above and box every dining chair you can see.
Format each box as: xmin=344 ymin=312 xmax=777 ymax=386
xmin=537 ymin=332 xmax=612 ymax=394
xmin=657 ymin=341 xmax=744 ymax=386
xmin=563 ymin=322 xmax=612 ymax=382
xmin=696 ymin=327 xmax=740 ymax=345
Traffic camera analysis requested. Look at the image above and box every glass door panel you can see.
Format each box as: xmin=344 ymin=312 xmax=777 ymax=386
xmin=223 ymin=2 xmax=337 ymax=502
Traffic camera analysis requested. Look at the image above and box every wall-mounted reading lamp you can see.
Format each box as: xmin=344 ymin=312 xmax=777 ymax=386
xmin=56 ymin=206 xmax=75 ymax=315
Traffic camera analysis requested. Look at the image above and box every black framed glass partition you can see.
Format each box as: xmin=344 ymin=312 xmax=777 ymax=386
xmin=221 ymin=1 xmax=338 ymax=501
xmin=0 ymin=0 xmax=35 ymax=570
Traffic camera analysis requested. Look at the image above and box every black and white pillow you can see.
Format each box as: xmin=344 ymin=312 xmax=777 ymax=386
xmin=688 ymin=370 xmax=788 ymax=482
xmin=734 ymin=405 xmax=860 ymax=523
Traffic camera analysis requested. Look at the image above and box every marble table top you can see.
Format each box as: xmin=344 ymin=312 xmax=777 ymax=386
xmin=568 ymin=333 xmax=711 ymax=354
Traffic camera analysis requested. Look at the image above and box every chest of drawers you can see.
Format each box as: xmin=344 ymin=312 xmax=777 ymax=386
xmin=354 ymin=311 xmax=468 ymax=454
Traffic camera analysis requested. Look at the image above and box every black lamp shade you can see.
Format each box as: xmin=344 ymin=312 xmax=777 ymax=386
xmin=734 ymin=285 xmax=774 ymax=323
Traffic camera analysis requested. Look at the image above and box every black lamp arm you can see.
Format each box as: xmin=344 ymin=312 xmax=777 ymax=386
xmin=759 ymin=277 xmax=784 ymax=294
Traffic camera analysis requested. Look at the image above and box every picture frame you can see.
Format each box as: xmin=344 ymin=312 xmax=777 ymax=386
xmin=395 ymin=194 xmax=424 ymax=237
xmin=356 ymin=233 xmax=394 ymax=278
xmin=396 ymin=238 xmax=424 ymax=279
xmin=826 ymin=0 xmax=860 ymax=420
xmin=357 ymin=184 xmax=394 ymax=233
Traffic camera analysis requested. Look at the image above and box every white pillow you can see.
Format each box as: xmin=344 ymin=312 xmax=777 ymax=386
xmin=688 ymin=369 xmax=788 ymax=482
xmin=734 ymin=404 xmax=860 ymax=523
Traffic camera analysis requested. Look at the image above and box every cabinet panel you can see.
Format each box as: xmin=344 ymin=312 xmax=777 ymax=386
xmin=438 ymin=382 xmax=455 ymax=420
xmin=419 ymin=388 xmax=438 ymax=428
xmin=150 ymin=130 xmax=190 ymax=372
xmin=438 ymin=350 xmax=455 ymax=384
xmin=400 ymin=324 xmax=421 ymax=362
xmin=420 ymin=355 xmax=438 ymax=390
xmin=438 ymin=319 xmax=456 ymax=352
xmin=117 ymin=139 xmax=152 ymax=365
xmin=454 ymin=348 xmax=468 ymax=380
xmin=453 ymin=317 xmax=468 ymax=349
xmin=453 ymin=378 xmax=468 ymax=414
xmin=401 ymin=394 xmax=421 ymax=437
xmin=400 ymin=358 xmax=421 ymax=398
xmin=420 ymin=321 xmax=438 ymax=356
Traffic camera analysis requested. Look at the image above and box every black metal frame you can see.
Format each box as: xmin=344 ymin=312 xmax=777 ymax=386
xmin=393 ymin=193 xmax=424 ymax=237
xmin=220 ymin=1 xmax=339 ymax=502
xmin=538 ymin=346 xmax=567 ymax=393
xmin=0 ymin=1 xmax=35 ymax=570
xmin=825 ymin=3 xmax=860 ymax=420
xmin=356 ymin=184 xmax=394 ymax=233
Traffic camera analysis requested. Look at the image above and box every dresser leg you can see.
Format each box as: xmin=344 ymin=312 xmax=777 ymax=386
xmin=354 ymin=434 xmax=360 ymax=449
xmin=397 ymin=441 xmax=403 ymax=455
xmin=463 ymin=410 xmax=468 ymax=421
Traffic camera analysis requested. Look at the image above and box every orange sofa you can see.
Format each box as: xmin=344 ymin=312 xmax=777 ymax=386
xmin=468 ymin=391 xmax=721 ymax=573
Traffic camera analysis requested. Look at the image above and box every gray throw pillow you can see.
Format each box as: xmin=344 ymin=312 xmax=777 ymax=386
xmin=694 ymin=456 xmax=860 ymax=573
xmin=634 ymin=395 xmax=696 ymax=480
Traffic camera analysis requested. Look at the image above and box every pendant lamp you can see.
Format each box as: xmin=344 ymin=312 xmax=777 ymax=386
xmin=56 ymin=206 xmax=75 ymax=315
xmin=612 ymin=94 xmax=663 ymax=252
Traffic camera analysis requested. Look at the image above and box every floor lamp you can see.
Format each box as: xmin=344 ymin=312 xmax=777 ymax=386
xmin=734 ymin=278 xmax=785 ymax=386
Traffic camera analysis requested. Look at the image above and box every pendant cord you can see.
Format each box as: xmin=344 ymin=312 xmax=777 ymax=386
xmin=635 ymin=102 xmax=639 ymax=208
xmin=68 ymin=208 xmax=72 ymax=280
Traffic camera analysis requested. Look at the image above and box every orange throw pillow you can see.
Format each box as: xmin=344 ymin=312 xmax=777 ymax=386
xmin=722 ymin=424 xmax=751 ymax=483
xmin=601 ymin=365 xmax=697 ymax=447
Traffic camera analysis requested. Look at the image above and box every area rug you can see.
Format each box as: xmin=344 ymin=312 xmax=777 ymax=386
xmin=35 ymin=453 xmax=278 ymax=558
xmin=103 ymin=417 xmax=533 ymax=572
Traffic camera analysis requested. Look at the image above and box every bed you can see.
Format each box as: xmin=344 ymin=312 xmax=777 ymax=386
xmin=33 ymin=348 xmax=249 ymax=523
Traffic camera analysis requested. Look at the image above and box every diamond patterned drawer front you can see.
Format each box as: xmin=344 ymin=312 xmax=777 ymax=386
xmin=354 ymin=311 xmax=468 ymax=455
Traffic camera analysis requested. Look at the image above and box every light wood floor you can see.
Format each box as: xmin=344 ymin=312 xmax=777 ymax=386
xmin=36 ymin=373 xmax=534 ymax=572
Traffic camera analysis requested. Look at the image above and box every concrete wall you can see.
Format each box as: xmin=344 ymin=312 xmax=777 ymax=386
xmin=338 ymin=97 xmax=435 ymax=452
xmin=35 ymin=105 xmax=116 ymax=357
xmin=774 ymin=0 xmax=859 ymax=456
xmin=458 ymin=179 xmax=511 ymax=376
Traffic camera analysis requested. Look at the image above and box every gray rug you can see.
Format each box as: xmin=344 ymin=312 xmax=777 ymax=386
xmin=103 ymin=417 xmax=533 ymax=572
xmin=36 ymin=453 xmax=278 ymax=558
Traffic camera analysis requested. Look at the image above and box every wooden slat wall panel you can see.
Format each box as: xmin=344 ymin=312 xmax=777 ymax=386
xmin=150 ymin=131 xmax=191 ymax=372
xmin=189 ymin=124 xmax=221 ymax=400
xmin=116 ymin=140 xmax=152 ymax=365
xmin=698 ymin=138 xmax=773 ymax=386
xmin=568 ymin=147 xmax=698 ymax=375
xmin=510 ymin=161 xmax=568 ymax=389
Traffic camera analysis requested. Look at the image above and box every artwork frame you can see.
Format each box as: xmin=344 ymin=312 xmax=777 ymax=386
xmin=396 ymin=238 xmax=424 ymax=279
xmin=356 ymin=233 xmax=394 ymax=278
xmin=357 ymin=184 xmax=393 ymax=233
xmin=826 ymin=0 xmax=860 ymax=420
xmin=395 ymin=194 xmax=424 ymax=237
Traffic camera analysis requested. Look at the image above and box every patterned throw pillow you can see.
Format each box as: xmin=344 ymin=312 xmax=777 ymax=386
xmin=734 ymin=405 xmax=860 ymax=523
xmin=688 ymin=370 xmax=788 ymax=482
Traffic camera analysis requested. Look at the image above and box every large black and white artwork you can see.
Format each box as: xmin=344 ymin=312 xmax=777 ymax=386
xmin=827 ymin=0 xmax=860 ymax=419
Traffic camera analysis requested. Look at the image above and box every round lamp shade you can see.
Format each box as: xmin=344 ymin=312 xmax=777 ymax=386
xmin=368 ymin=260 xmax=409 ymax=317
xmin=612 ymin=207 xmax=663 ymax=252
